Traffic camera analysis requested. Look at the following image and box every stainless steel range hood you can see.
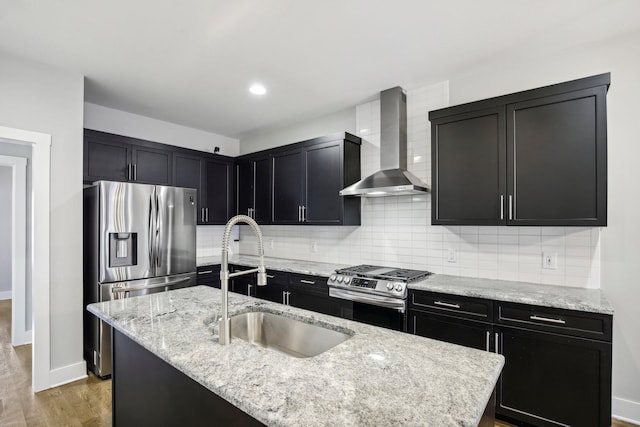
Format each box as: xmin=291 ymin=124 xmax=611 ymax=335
xmin=340 ymin=86 xmax=429 ymax=197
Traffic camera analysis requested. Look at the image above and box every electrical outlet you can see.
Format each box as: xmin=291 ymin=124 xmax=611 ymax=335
xmin=268 ymin=239 xmax=274 ymax=250
xmin=311 ymin=241 xmax=318 ymax=253
xmin=542 ymin=252 xmax=557 ymax=269
xmin=446 ymin=248 xmax=457 ymax=263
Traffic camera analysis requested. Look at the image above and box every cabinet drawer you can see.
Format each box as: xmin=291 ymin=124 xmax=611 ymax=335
xmin=196 ymin=265 xmax=220 ymax=286
xmin=289 ymin=273 xmax=328 ymax=295
xmin=496 ymin=302 xmax=612 ymax=341
xmin=265 ymin=270 xmax=289 ymax=286
xmin=409 ymin=290 xmax=493 ymax=322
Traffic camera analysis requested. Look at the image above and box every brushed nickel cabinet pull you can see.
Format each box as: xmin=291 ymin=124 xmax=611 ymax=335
xmin=500 ymin=195 xmax=504 ymax=220
xmin=530 ymin=315 xmax=566 ymax=324
xmin=197 ymin=270 xmax=213 ymax=275
xmin=486 ymin=331 xmax=490 ymax=352
xmin=508 ymin=195 xmax=513 ymax=220
xmin=494 ymin=332 xmax=499 ymax=354
xmin=434 ymin=301 xmax=460 ymax=309
xmin=300 ymin=279 xmax=315 ymax=285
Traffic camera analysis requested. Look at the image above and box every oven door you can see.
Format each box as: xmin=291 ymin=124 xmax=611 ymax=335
xmin=329 ymin=288 xmax=406 ymax=331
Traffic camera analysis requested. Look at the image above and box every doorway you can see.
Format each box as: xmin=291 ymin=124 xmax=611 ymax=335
xmin=0 ymin=157 xmax=28 ymax=347
xmin=0 ymin=125 xmax=51 ymax=392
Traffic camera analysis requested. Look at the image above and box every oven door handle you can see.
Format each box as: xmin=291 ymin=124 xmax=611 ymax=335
xmin=329 ymin=288 xmax=406 ymax=313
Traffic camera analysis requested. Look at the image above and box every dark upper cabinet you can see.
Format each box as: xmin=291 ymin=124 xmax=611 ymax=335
xmin=431 ymin=107 xmax=506 ymax=225
xmin=132 ymin=145 xmax=172 ymax=185
xmin=272 ymin=148 xmax=304 ymax=224
xmin=84 ymin=129 xmax=172 ymax=185
xmin=84 ymin=132 xmax=131 ymax=182
xmin=236 ymin=155 xmax=272 ymax=223
xmin=203 ymin=158 xmax=233 ymax=224
xmin=430 ymin=73 xmax=609 ymax=226
xmin=174 ymin=152 xmax=233 ymax=225
xmin=506 ymin=86 xmax=607 ymax=225
xmin=266 ymin=133 xmax=361 ymax=225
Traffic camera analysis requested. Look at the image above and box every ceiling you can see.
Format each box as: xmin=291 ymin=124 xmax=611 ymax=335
xmin=1 ymin=0 xmax=639 ymax=139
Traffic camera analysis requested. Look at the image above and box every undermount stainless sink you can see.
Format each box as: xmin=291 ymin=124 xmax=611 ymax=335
xmin=229 ymin=311 xmax=352 ymax=358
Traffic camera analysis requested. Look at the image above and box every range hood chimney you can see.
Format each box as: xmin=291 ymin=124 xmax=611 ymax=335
xmin=340 ymin=86 xmax=429 ymax=197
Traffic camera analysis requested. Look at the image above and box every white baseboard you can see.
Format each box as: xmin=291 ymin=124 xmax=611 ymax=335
xmin=613 ymin=396 xmax=640 ymax=425
xmin=48 ymin=361 xmax=87 ymax=389
xmin=0 ymin=290 xmax=11 ymax=300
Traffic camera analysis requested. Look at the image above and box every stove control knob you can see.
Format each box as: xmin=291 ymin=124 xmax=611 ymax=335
xmin=329 ymin=275 xmax=337 ymax=282
xmin=336 ymin=275 xmax=343 ymax=283
xmin=343 ymin=276 xmax=351 ymax=284
xmin=386 ymin=282 xmax=394 ymax=290
xmin=394 ymin=283 xmax=403 ymax=292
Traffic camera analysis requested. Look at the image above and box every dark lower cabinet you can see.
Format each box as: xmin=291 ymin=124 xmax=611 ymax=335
xmin=409 ymin=289 xmax=612 ymax=427
xmin=229 ymin=265 xmax=257 ymax=297
xmin=196 ymin=265 xmax=221 ymax=288
xmin=496 ymin=326 xmax=611 ymax=427
xmin=112 ymin=329 xmax=263 ymax=427
xmin=408 ymin=310 xmax=492 ymax=352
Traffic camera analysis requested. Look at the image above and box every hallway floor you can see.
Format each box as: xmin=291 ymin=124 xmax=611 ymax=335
xmin=0 ymin=300 xmax=111 ymax=426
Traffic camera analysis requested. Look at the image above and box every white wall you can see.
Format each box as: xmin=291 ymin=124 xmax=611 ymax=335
xmin=239 ymin=107 xmax=356 ymax=155
xmin=0 ymin=52 xmax=85 ymax=375
xmin=0 ymin=166 xmax=11 ymax=298
xmin=237 ymin=30 xmax=640 ymax=421
xmin=84 ymin=102 xmax=240 ymax=157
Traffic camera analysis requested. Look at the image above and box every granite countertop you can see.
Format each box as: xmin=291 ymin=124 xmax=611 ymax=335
xmin=197 ymin=254 xmax=349 ymax=277
xmin=410 ymin=275 xmax=614 ymax=315
xmin=198 ymin=255 xmax=613 ymax=315
xmin=89 ymin=286 xmax=504 ymax=427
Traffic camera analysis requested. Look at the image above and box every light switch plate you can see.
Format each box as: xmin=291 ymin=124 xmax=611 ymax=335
xmin=542 ymin=252 xmax=557 ymax=269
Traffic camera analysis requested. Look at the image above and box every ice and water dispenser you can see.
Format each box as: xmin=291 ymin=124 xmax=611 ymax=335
xmin=108 ymin=232 xmax=137 ymax=267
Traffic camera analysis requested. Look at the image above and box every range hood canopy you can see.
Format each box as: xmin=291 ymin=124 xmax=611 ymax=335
xmin=340 ymin=86 xmax=430 ymax=197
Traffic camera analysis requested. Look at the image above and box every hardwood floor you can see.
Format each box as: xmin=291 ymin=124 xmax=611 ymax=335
xmin=0 ymin=299 xmax=637 ymax=426
xmin=0 ymin=300 xmax=111 ymax=426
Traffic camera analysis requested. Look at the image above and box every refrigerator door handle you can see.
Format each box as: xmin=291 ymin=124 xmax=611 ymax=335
xmin=148 ymin=191 xmax=155 ymax=270
xmin=155 ymin=187 xmax=161 ymax=269
xmin=111 ymin=277 xmax=190 ymax=293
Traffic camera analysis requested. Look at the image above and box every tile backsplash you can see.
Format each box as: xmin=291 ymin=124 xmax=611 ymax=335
xmin=237 ymin=81 xmax=601 ymax=289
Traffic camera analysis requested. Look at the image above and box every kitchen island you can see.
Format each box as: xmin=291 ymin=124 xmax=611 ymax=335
xmin=88 ymin=286 xmax=504 ymax=426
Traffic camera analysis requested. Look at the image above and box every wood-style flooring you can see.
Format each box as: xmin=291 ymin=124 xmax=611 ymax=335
xmin=0 ymin=299 xmax=637 ymax=426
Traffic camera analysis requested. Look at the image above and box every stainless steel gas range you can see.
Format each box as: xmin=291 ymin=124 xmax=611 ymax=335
xmin=328 ymin=264 xmax=432 ymax=331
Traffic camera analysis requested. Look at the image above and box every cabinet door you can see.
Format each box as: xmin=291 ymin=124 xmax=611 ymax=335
xmin=496 ymin=326 xmax=611 ymax=427
xmin=409 ymin=309 xmax=492 ymax=352
xmin=203 ymin=159 xmax=232 ymax=224
xmin=236 ymin=160 xmax=253 ymax=217
xmin=431 ymin=107 xmax=506 ymax=225
xmin=174 ymin=153 xmax=204 ymax=222
xmin=272 ymin=149 xmax=303 ymax=224
xmin=84 ymin=134 xmax=132 ymax=182
xmin=133 ymin=146 xmax=172 ymax=185
xmin=288 ymin=288 xmax=349 ymax=318
xmin=196 ymin=265 xmax=220 ymax=288
xmin=253 ymin=157 xmax=272 ymax=224
xmin=506 ymin=86 xmax=607 ymax=226
xmin=304 ymin=141 xmax=343 ymax=224
xmin=229 ymin=266 xmax=256 ymax=297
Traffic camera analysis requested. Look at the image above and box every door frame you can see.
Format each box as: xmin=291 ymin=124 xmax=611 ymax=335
xmin=0 ymin=125 xmax=51 ymax=392
xmin=0 ymin=155 xmax=28 ymax=346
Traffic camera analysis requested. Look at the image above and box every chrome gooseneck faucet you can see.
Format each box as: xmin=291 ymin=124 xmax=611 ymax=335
xmin=219 ymin=215 xmax=267 ymax=345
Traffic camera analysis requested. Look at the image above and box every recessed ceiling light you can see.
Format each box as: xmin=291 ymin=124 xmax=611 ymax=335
xmin=249 ymin=84 xmax=267 ymax=95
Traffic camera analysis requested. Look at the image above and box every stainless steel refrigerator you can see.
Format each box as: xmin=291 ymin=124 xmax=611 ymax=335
xmin=83 ymin=181 xmax=197 ymax=378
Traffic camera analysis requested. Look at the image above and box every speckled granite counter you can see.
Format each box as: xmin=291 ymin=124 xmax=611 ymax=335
xmin=198 ymin=255 xmax=613 ymax=315
xmin=89 ymin=286 xmax=504 ymax=427
xmin=410 ymin=275 xmax=613 ymax=315
xmin=197 ymin=254 xmax=349 ymax=277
